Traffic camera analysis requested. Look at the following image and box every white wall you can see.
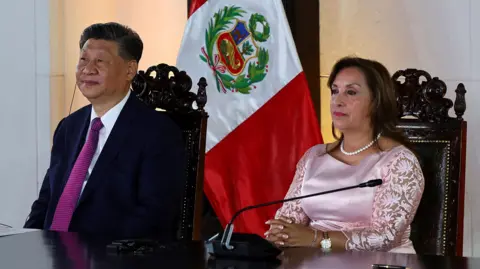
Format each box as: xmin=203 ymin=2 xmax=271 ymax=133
xmin=0 ymin=0 xmax=50 ymax=227
xmin=320 ymin=0 xmax=478 ymax=257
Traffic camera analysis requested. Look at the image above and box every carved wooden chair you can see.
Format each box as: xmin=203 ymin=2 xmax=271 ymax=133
xmin=392 ymin=69 xmax=467 ymax=256
xmin=130 ymin=63 xmax=208 ymax=241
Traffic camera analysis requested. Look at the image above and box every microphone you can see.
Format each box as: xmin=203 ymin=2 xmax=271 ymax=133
xmin=206 ymin=178 xmax=383 ymax=260
xmin=0 ymin=222 xmax=12 ymax=228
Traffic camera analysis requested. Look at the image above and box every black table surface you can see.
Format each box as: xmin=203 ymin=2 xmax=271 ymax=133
xmin=0 ymin=231 xmax=477 ymax=269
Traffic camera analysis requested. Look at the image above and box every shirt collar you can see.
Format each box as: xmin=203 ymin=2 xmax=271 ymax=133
xmin=90 ymin=90 xmax=131 ymax=133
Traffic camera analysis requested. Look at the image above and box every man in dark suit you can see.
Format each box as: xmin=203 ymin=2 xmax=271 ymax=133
xmin=24 ymin=22 xmax=186 ymax=241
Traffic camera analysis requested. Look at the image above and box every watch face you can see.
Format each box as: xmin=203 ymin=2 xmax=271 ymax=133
xmin=321 ymin=238 xmax=332 ymax=249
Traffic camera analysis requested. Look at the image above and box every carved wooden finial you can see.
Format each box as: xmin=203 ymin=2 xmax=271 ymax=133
xmin=131 ymin=63 xmax=207 ymax=114
xmin=454 ymin=83 xmax=466 ymax=120
xmin=196 ymin=77 xmax=207 ymax=111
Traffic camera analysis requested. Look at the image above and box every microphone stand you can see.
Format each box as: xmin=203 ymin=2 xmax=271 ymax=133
xmin=208 ymin=179 xmax=383 ymax=259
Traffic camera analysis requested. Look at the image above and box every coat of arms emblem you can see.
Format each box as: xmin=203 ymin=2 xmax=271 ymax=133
xmin=200 ymin=6 xmax=270 ymax=94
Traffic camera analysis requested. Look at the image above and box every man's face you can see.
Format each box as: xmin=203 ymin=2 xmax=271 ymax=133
xmin=75 ymin=39 xmax=136 ymax=102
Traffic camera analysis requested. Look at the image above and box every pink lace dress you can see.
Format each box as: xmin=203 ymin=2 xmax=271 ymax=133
xmin=274 ymin=144 xmax=425 ymax=253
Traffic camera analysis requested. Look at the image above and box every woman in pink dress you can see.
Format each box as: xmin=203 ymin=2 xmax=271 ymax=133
xmin=265 ymin=56 xmax=425 ymax=254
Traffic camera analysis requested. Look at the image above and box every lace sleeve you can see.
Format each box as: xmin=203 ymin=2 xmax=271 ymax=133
xmin=342 ymin=150 xmax=425 ymax=251
xmin=273 ymin=148 xmax=316 ymax=225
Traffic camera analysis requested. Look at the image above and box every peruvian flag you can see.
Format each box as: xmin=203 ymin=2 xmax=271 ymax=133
xmin=176 ymin=0 xmax=323 ymax=235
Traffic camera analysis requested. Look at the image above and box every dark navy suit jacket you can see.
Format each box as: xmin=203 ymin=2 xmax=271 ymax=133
xmin=24 ymin=93 xmax=186 ymax=241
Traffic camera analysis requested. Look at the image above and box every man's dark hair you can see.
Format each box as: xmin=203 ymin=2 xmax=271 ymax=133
xmin=79 ymin=22 xmax=143 ymax=62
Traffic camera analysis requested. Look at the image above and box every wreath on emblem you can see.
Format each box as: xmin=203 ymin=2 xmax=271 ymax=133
xmin=199 ymin=6 xmax=270 ymax=94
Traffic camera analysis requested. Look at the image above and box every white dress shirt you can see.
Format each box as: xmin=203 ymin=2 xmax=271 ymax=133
xmin=80 ymin=90 xmax=131 ymax=195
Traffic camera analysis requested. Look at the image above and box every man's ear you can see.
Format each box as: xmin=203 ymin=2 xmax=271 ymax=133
xmin=126 ymin=60 xmax=138 ymax=81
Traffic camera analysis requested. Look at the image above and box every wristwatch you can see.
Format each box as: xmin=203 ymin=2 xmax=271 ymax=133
xmin=320 ymin=232 xmax=332 ymax=250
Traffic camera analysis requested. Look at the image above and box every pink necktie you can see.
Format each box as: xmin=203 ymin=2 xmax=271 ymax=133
xmin=50 ymin=117 xmax=103 ymax=231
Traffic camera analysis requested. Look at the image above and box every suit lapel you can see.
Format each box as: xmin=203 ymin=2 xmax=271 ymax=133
xmin=77 ymin=93 xmax=139 ymax=205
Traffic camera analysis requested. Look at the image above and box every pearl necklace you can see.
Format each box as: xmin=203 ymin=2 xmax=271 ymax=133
xmin=340 ymin=133 xmax=381 ymax=156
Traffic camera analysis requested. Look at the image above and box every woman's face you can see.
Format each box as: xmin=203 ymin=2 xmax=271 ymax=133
xmin=330 ymin=67 xmax=373 ymax=133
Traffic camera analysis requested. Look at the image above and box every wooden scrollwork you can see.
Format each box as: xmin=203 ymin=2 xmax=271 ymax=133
xmin=392 ymin=69 xmax=466 ymax=123
xmin=131 ymin=63 xmax=207 ymax=113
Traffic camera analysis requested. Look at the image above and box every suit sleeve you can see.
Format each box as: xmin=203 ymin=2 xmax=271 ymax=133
xmin=119 ymin=118 xmax=186 ymax=239
xmin=24 ymin=119 xmax=66 ymax=229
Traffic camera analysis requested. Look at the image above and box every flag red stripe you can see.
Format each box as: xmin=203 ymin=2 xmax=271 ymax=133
xmin=188 ymin=0 xmax=207 ymax=18
xmin=204 ymin=72 xmax=323 ymax=235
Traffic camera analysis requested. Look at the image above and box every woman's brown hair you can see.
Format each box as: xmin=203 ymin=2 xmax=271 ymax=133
xmin=327 ymin=56 xmax=408 ymax=151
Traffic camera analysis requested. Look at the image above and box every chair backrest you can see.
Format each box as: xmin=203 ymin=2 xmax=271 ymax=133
xmin=392 ymin=69 xmax=467 ymax=256
xmin=130 ymin=63 xmax=208 ymax=241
